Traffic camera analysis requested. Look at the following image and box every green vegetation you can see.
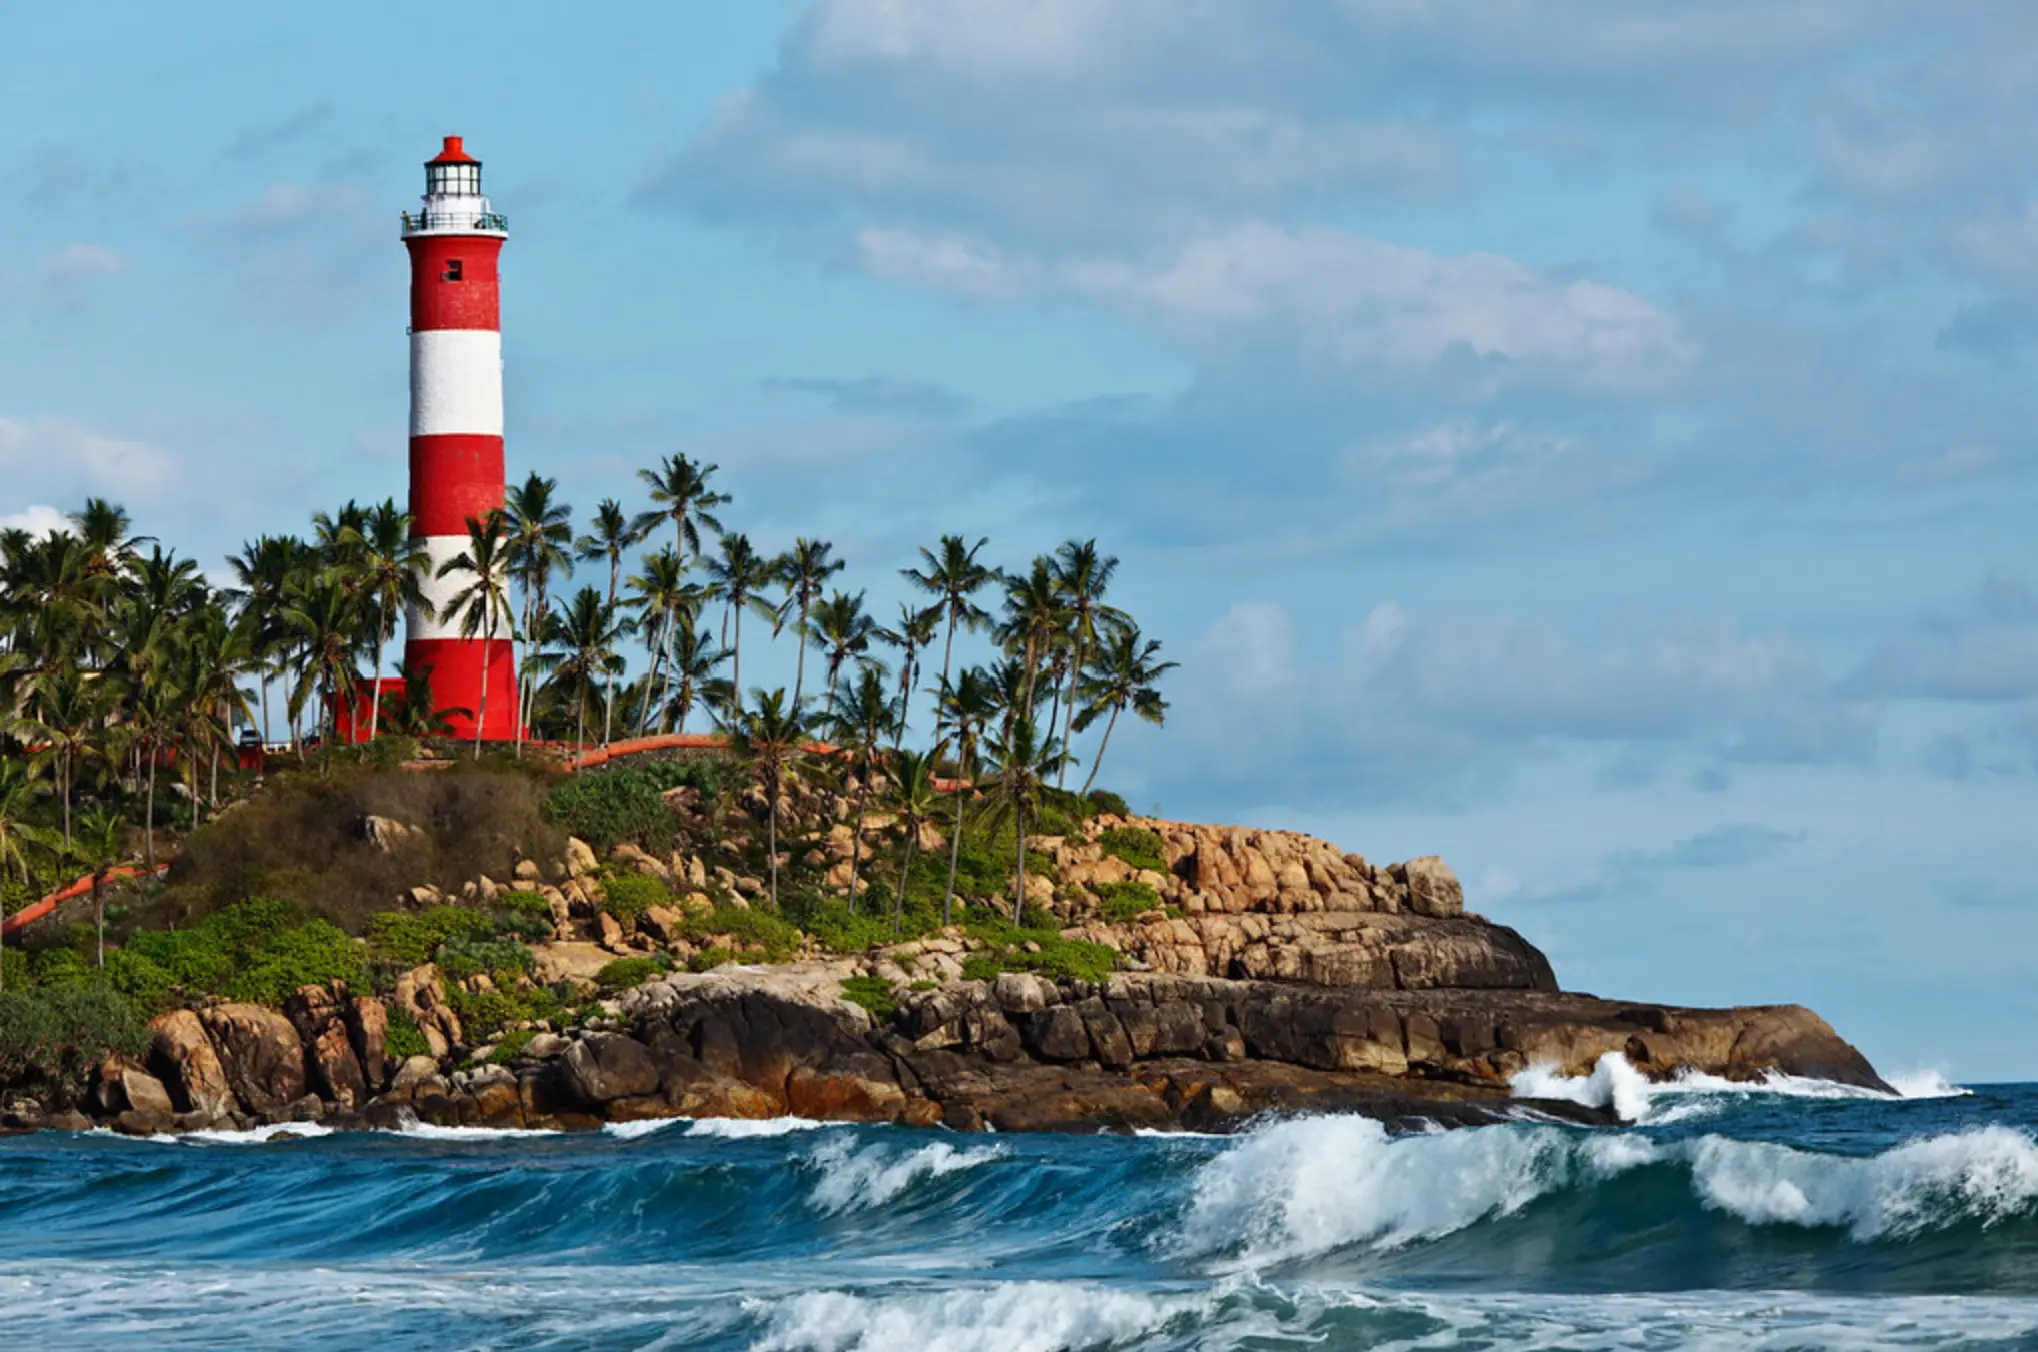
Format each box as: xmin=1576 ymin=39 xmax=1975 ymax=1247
xmin=384 ymin=1008 xmax=429 ymax=1061
xmin=94 ymin=898 xmax=367 ymax=1012
xmin=839 ymin=973 xmax=897 ymax=1022
xmin=600 ymin=872 xmax=672 ymax=921
xmin=960 ymin=914 xmax=1119 ymax=985
xmin=1095 ymin=880 xmax=1161 ymax=923
xmin=595 ymin=955 xmax=667 ymax=991
xmin=1098 ymin=827 xmax=1168 ymax=875
xmin=0 ymin=984 xmax=147 ymax=1083
xmin=482 ymin=1028 xmax=537 ymax=1064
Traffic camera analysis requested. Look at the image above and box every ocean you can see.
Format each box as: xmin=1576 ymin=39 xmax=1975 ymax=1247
xmin=3 ymin=1061 xmax=2034 ymax=1350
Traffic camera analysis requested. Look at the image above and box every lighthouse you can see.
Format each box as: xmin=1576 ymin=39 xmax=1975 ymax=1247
xmin=400 ymin=135 xmax=516 ymax=739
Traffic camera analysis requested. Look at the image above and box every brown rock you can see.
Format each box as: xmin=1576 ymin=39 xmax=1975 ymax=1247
xmin=199 ymin=1003 xmax=307 ymax=1115
xmin=147 ymin=1010 xmax=236 ymax=1118
xmin=564 ymin=1033 xmax=660 ymax=1103
xmin=347 ymin=997 xmax=390 ymax=1091
xmin=121 ymin=1067 xmax=177 ymax=1119
xmin=1395 ymin=856 xmax=1464 ymax=918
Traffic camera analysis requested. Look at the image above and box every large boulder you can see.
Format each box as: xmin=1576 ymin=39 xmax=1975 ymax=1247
xmin=563 ymin=1033 xmax=660 ymax=1103
xmin=346 ymin=996 xmax=390 ymax=1091
xmin=147 ymin=1010 xmax=236 ymax=1119
xmin=1394 ymin=857 xmax=1464 ymax=918
xmin=392 ymin=965 xmax=464 ymax=1058
xmin=199 ymin=1003 xmax=306 ymax=1115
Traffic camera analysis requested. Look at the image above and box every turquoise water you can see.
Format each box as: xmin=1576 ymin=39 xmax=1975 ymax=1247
xmin=3 ymin=1076 xmax=2035 ymax=1349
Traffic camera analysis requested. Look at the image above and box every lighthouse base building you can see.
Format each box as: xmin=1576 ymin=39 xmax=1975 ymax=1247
xmin=399 ymin=136 xmax=518 ymax=740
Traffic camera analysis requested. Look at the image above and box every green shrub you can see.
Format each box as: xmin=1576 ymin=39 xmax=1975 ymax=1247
xmin=839 ymin=974 xmax=897 ymax=1023
xmin=0 ymin=949 xmax=27 ymax=994
xmin=1097 ymin=827 xmax=1167 ymax=874
xmin=120 ymin=927 xmax=235 ymax=996
xmin=225 ymin=919 xmax=367 ymax=1006
xmin=434 ymin=935 xmax=534 ymax=984
xmin=601 ymin=873 xmax=672 ymax=921
xmin=384 ymin=1008 xmax=430 ymax=1061
xmin=103 ymin=948 xmax=177 ymax=1013
xmin=1096 ymin=880 xmax=1161 ymax=924
xmin=28 ymin=948 xmax=92 ymax=988
xmin=365 ymin=907 xmax=494 ymax=968
xmin=595 ymin=956 xmax=666 ymax=991
xmin=802 ymin=903 xmax=894 ymax=955
xmin=483 ymin=1028 xmax=536 ymax=1064
xmin=544 ymin=770 xmax=674 ymax=849
xmin=0 ymin=984 xmax=148 ymax=1083
xmin=1086 ymin=790 xmax=1132 ymax=818
xmin=688 ymin=947 xmax=737 ymax=973
xmin=683 ymin=905 xmax=802 ymax=963
xmin=959 ymin=915 xmax=1119 ymax=986
xmin=496 ymin=890 xmax=555 ymax=938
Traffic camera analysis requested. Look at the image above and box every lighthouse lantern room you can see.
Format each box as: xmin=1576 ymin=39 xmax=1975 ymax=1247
xmin=399 ymin=135 xmax=517 ymax=741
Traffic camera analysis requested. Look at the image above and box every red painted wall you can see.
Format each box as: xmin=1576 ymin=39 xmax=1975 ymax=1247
xmin=406 ymin=234 xmax=502 ymax=332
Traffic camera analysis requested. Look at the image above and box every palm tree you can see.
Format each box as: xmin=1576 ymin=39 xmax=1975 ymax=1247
xmin=998 ymin=556 xmax=1065 ymax=720
xmin=624 ymin=546 xmax=696 ymax=735
xmin=436 ymin=511 xmax=518 ymax=759
xmin=633 ymin=453 xmax=728 ymax=577
xmin=828 ymin=664 xmax=899 ymax=912
xmin=659 ymin=618 xmax=731 ymax=734
xmin=875 ymin=602 xmax=939 ymax=751
xmin=902 ymin=535 xmax=993 ymax=738
xmin=14 ymin=668 xmax=105 ymax=848
xmin=70 ymin=805 xmax=126 ymax=969
xmin=1073 ymin=627 xmax=1174 ymax=799
xmin=885 ymin=747 xmax=942 ymax=937
xmin=506 ymin=473 xmax=574 ymax=757
xmin=342 ymin=500 xmax=429 ymax=742
xmin=937 ymin=665 xmax=998 ymax=926
xmin=534 ymin=586 xmax=624 ymax=764
xmin=575 ymin=498 xmax=644 ymax=744
xmin=721 ymin=688 xmax=814 ymax=911
xmin=1050 ymin=539 xmax=1129 ymax=788
xmin=228 ymin=533 xmax=308 ymax=745
xmin=704 ymin=534 xmax=775 ymax=711
xmin=128 ymin=676 xmax=181 ymax=867
xmin=279 ymin=576 xmax=360 ymax=746
xmin=0 ymin=759 xmax=55 ymax=994
xmin=179 ymin=609 xmax=256 ymax=810
xmin=808 ymin=590 xmax=873 ymax=719
xmin=978 ymin=714 xmax=1067 ymax=925
xmin=775 ymin=537 xmax=844 ymax=708
xmin=71 ymin=497 xmax=145 ymax=580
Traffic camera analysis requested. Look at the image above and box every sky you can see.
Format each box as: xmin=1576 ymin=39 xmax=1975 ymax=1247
xmin=3 ymin=1 xmax=2036 ymax=1081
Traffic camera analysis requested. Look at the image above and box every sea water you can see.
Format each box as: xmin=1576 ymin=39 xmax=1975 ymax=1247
xmin=3 ymin=1061 xmax=2034 ymax=1350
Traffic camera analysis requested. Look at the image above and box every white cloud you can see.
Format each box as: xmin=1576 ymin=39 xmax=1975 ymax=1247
xmin=38 ymin=243 xmax=126 ymax=281
xmin=1063 ymin=224 xmax=1691 ymax=381
xmin=1199 ymin=601 xmax=1294 ymax=695
xmin=0 ymin=416 xmax=180 ymax=501
xmin=0 ymin=504 xmax=69 ymax=536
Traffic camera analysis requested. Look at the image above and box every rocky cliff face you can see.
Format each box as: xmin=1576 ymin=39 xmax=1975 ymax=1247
xmin=0 ymin=817 xmax=1889 ymax=1137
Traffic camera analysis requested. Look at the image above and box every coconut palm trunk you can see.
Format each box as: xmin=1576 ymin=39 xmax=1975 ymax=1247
xmin=894 ymin=827 xmax=918 ymax=938
xmin=846 ymin=776 xmax=869 ymax=914
xmin=1078 ymin=702 xmax=1122 ymax=799
xmin=943 ymin=762 xmax=967 ymax=928
xmin=1011 ymin=800 xmax=1027 ymax=925
xmin=474 ymin=619 xmax=494 ymax=760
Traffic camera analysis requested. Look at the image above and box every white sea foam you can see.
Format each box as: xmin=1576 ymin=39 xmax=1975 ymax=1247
xmin=151 ymin=1122 xmax=337 ymax=1146
xmin=747 ymin=1282 xmax=1201 ymax=1352
xmin=1509 ymin=1051 xmax=1958 ymax=1124
xmin=603 ymin=1117 xmax=685 ymax=1140
xmin=1173 ymin=1114 xmax=1572 ymax=1265
xmin=682 ymin=1116 xmax=845 ymax=1140
xmin=1887 ymin=1067 xmax=1971 ymax=1100
xmin=1176 ymin=1112 xmax=2038 ymax=1268
xmin=805 ymin=1137 xmax=1005 ymax=1213
xmin=388 ymin=1118 xmax=559 ymax=1141
xmin=1691 ymin=1125 xmax=2038 ymax=1239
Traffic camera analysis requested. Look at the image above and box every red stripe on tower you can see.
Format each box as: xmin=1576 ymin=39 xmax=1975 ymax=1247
xmin=401 ymin=135 xmax=517 ymax=740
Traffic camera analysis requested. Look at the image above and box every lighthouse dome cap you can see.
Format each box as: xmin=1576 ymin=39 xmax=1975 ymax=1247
xmin=429 ymin=135 xmax=478 ymax=165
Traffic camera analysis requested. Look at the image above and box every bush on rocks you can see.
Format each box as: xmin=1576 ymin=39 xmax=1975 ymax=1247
xmin=1095 ymin=880 xmax=1161 ymax=923
xmin=839 ymin=974 xmax=897 ymax=1023
xmin=601 ymin=873 xmax=672 ymax=922
xmin=595 ymin=956 xmax=667 ymax=991
xmin=0 ymin=984 xmax=147 ymax=1084
xmin=544 ymin=771 xmax=674 ymax=850
xmin=1097 ymin=827 xmax=1167 ymax=874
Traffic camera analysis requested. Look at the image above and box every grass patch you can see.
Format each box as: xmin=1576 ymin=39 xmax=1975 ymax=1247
xmin=839 ymin=974 xmax=897 ymax=1023
xmin=1097 ymin=827 xmax=1167 ymax=875
xmin=1095 ymin=880 xmax=1161 ymax=923
xmin=595 ymin=956 xmax=667 ymax=991
xmin=601 ymin=873 xmax=672 ymax=921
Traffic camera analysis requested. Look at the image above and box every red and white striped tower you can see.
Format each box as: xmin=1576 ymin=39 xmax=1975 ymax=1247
xmin=401 ymin=135 xmax=516 ymax=739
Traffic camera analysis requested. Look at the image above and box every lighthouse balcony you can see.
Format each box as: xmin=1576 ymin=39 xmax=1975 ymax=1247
xmin=401 ymin=208 xmax=509 ymax=237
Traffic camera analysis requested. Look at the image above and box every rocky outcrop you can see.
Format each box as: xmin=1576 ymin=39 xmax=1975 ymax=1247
xmin=147 ymin=1009 xmax=235 ymax=1120
xmin=199 ymin=1003 xmax=306 ymax=1116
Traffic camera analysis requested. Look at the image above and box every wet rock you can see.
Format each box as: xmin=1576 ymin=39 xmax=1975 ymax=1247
xmin=200 ymin=1003 xmax=307 ymax=1115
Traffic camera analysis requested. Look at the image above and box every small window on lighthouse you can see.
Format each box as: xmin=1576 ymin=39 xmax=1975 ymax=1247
xmin=444 ymin=259 xmax=464 ymax=282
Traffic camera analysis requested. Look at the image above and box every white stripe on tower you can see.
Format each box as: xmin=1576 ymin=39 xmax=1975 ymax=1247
xmin=408 ymin=535 xmax=498 ymax=643
xmin=408 ymin=330 xmax=504 ymax=437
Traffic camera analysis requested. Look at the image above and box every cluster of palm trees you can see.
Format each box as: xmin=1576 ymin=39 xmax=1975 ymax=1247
xmin=0 ymin=460 xmax=1178 ymax=934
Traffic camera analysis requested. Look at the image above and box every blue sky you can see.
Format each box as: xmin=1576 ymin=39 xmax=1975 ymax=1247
xmin=4 ymin=1 xmax=2036 ymax=1080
